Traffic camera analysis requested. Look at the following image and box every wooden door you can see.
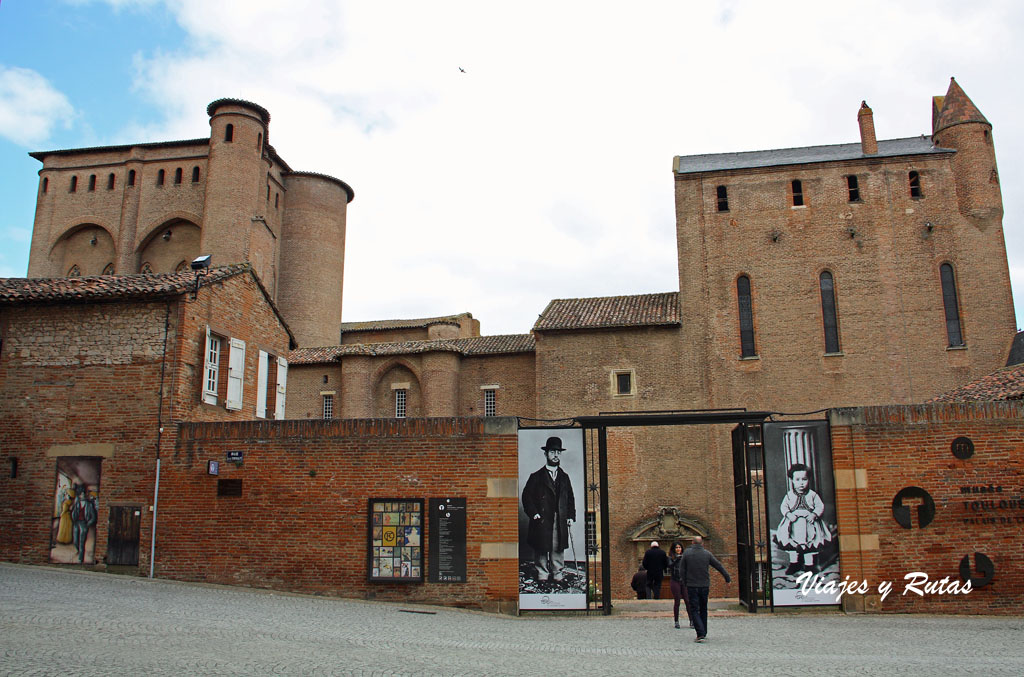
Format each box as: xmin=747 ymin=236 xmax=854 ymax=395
xmin=107 ymin=505 xmax=141 ymax=566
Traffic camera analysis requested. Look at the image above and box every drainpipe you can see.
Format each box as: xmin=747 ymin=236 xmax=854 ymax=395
xmin=149 ymin=299 xmax=172 ymax=578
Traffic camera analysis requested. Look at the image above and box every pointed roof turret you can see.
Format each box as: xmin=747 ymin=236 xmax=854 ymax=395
xmin=932 ymin=77 xmax=989 ymax=136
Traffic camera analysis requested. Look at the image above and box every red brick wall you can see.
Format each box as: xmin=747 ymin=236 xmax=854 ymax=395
xmin=159 ymin=417 xmax=518 ymax=610
xmin=829 ymin=403 xmax=1024 ymax=614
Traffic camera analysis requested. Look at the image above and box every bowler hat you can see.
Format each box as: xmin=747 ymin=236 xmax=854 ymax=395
xmin=541 ymin=436 xmax=566 ymax=452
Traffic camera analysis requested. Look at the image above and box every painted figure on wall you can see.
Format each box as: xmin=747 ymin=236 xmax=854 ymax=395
xmin=50 ymin=457 xmax=102 ymax=565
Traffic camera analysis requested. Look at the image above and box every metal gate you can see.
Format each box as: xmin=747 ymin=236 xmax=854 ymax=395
xmin=107 ymin=505 xmax=141 ymax=566
xmin=732 ymin=423 xmax=771 ymax=612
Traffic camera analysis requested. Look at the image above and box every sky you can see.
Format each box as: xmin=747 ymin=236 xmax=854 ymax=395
xmin=2 ymin=0 xmax=1023 ymax=337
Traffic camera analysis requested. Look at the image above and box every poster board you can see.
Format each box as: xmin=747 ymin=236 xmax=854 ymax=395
xmin=368 ymin=499 xmax=423 ymax=583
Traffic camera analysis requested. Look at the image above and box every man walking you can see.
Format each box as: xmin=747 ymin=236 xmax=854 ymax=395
xmin=521 ymin=436 xmax=576 ymax=584
xmin=641 ymin=540 xmax=670 ymax=599
xmin=680 ymin=536 xmax=730 ymax=643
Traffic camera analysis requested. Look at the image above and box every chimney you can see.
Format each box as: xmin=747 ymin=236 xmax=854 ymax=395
xmin=858 ymin=101 xmax=877 ymax=155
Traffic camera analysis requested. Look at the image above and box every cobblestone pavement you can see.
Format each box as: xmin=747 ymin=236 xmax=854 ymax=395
xmin=2 ymin=563 xmax=1023 ymax=676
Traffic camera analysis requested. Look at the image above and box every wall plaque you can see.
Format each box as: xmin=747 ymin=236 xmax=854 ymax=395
xmin=951 ymin=436 xmax=975 ymax=460
xmin=429 ymin=497 xmax=467 ymax=583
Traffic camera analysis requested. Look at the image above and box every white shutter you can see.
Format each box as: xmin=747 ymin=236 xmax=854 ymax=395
xmin=274 ymin=356 xmax=288 ymax=420
xmin=225 ymin=338 xmax=246 ymax=410
xmin=202 ymin=325 xmax=218 ymax=405
xmin=256 ymin=350 xmax=269 ymax=418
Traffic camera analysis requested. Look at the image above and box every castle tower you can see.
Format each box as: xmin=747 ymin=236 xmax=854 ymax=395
xmin=931 ymin=78 xmax=1003 ymax=229
xmin=202 ymin=99 xmax=272 ymax=273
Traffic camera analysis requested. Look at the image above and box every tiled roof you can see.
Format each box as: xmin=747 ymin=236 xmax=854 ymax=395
xmin=932 ymin=78 xmax=989 ymax=135
xmin=286 ymin=171 xmax=354 ymax=203
xmin=289 ymin=334 xmax=534 ymax=365
xmin=533 ymin=292 xmax=680 ymax=331
xmin=0 ymin=265 xmax=249 ymax=304
xmin=29 ymin=138 xmax=209 ymax=161
xmin=673 ymin=137 xmax=953 ymax=175
xmin=341 ymin=313 xmax=472 ymax=333
xmin=929 ymin=364 xmax=1024 ymax=402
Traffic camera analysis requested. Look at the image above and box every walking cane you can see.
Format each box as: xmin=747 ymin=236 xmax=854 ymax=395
xmin=567 ymin=521 xmax=579 ymax=581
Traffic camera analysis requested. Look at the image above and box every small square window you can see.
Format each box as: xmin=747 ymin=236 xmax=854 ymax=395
xmin=612 ymin=370 xmax=635 ymax=396
xmin=217 ymin=479 xmax=243 ymax=497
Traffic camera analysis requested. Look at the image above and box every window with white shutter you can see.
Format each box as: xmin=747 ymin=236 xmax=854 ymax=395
xmin=274 ymin=356 xmax=288 ymax=419
xmin=256 ymin=350 xmax=269 ymax=418
xmin=225 ymin=338 xmax=246 ymax=410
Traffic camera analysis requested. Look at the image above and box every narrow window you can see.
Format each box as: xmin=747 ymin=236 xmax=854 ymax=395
xmin=70 ymin=176 xmax=78 ymax=192
xmin=192 ymin=166 xmax=200 ymax=183
xmin=483 ymin=389 xmax=496 ymax=417
xmin=88 ymin=174 xmax=96 ymax=191
xmin=157 ymin=169 xmax=165 ymax=186
xmin=819 ymin=271 xmax=841 ymax=353
xmin=940 ymin=263 xmax=964 ymax=347
xmin=737 ymin=275 xmax=757 ymax=357
xmin=846 ymin=175 xmax=860 ymax=202
xmin=107 ymin=173 xmax=115 ymax=190
xmin=274 ymin=193 xmax=279 ymax=208
xmin=257 ymin=132 xmax=262 ymax=150
xmin=791 ymin=179 xmax=804 ymax=206
xmin=225 ymin=338 xmax=246 ymax=410
xmin=203 ymin=328 xmax=222 ymax=405
xmin=174 ymin=168 xmax=183 ymax=185
xmin=716 ymin=185 xmax=729 ymax=212
xmin=323 ymin=393 xmax=334 ymax=419
xmin=9 ymin=457 xmax=17 ymax=479
xmin=128 ymin=169 xmax=136 ymax=187
xmin=274 ymin=356 xmax=288 ymax=420
xmin=267 ymin=184 xmax=271 ymax=200
xmin=42 ymin=177 xmax=48 ymax=193
xmin=68 ymin=264 xmax=81 ymax=277
xmin=225 ymin=123 xmax=234 ymax=142
xmin=395 ymin=389 xmax=407 ymax=418
xmin=585 ymin=511 xmax=597 ymax=555
xmin=909 ymin=171 xmax=922 ymax=198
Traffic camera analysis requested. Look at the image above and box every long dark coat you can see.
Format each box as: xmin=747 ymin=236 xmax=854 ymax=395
xmin=521 ymin=466 xmax=576 ymax=554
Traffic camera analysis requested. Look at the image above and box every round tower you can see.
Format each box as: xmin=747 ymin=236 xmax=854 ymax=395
xmin=931 ymin=78 xmax=1003 ymax=228
xmin=277 ymin=172 xmax=353 ymax=347
xmin=201 ymin=99 xmax=271 ymax=267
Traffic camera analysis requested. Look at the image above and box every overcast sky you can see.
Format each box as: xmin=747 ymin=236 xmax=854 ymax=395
xmin=2 ymin=0 xmax=1023 ymax=338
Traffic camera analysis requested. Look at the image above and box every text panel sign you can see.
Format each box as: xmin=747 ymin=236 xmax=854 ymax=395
xmin=429 ymin=498 xmax=467 ymax=583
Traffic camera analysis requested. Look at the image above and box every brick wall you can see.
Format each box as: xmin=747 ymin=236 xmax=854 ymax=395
xmin=159 ymin=417 xmax=519 ymax=611
xmin=829 ymin=403 xmax=1024 ymax=614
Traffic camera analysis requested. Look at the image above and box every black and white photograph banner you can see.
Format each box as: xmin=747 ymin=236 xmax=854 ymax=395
xmin=518 ymin=428 xmax=587 ymax=611
xmin=763 ymin=421 xmax=841 ymax=606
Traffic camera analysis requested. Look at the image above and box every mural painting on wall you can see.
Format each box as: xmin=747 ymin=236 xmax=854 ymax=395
xmin=763 ymin=422 xmax=841 ymax=606
xmin=50 ymin=457 xmax=102 ymax=565
xmin=518 ymin=428 xmax=587 ymax=610
xmin=367 ymin=499 xmax=423 ymax=582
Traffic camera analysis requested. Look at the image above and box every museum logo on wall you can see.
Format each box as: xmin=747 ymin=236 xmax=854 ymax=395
xmin=517 ymin=428 xmax=587 ymax=611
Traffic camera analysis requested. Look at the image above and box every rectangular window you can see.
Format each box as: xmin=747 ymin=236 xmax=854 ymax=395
xmin=612 ymin=370 xmax=635 ymax=396
xmin=395 ymin=389 xmax=407 ymax=418
xmin=217 ymin=479 xmax=243 ymax=497
xmin=484 ymin=389 xmax=496 ymax=417
xmin=909 ymin=171 xmax=923 ymax=198
xmin=256 ymin=350 xmax=270 ymax=418
xmin=203 ymin=328 xmax=222 ymax=405
xmin=940 ymin=263 xmax=965 ymax=347
xmin=585 ymin=511 xmax=598 ymax=555
xmin=274 ymin=356 xmax=288 ymax=420
xmin=737 ymin=275 xmax=757 ymax=357
xmin=819 ymin=272 xmax=841 ymax=354
xmin=791 ymin=179 xmax=804 ymax=207
xmin=716 ymin=185 xmax=729 ymax=212
xmin=846 ymin=175 xmax=860 ymax=202
xmin=323 ymin=393 xmax=334 ymax=419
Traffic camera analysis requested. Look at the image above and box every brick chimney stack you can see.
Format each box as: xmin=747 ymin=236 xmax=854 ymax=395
xmin=858 ymin=101 xmax=877 ymax=155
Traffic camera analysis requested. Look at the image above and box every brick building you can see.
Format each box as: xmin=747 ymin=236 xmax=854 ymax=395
xmin=2 ymin=79 xmax=1020 ymax=611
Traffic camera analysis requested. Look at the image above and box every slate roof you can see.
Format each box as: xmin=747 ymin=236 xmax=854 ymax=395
xmin=673 ymin=136 xmax=953 ymax=175
xmin=929 ymin=363 xmax=1024 ymax=402
xmin=289 ymin=334 xmax=535 ymax=365
xmin=1006 ymin=331 xmax=1024 ymax=367
xmin=341 ymin=313 xmax=472 ymax=333
xmin=533 ymin=292 xmax=680 ymax=332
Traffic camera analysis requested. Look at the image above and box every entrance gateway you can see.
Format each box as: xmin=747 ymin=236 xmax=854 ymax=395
xmin=522 ymin=410 xmax=839 ymax=615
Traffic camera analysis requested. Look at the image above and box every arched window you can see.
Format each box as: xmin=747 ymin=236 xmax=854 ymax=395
xmin=70 ymin=176 xmax=78 ymax=192
xmin=175 ymin=260 xmax=189 ymax=273
xmin=157 ymin=169 xmax=165 ymax=186
xmin=88 ymin=174 xmax=96 ymax=191
xmin=909 ymin=171 xmax=922 ymax=198
xmin=174 ymin=168 xmax=183 ymax=184
xmin=940 ymin=263 xmax=964 ymax=347
xmin=128 ymin=169 xmax=136 ymax=187
xmin=192 ymin=166 xmax=200 ymax=183
xmin=107 ymin=173 xmax=115 ymax=190
xmin=68 ymin=265 xmax=81 ymax=277
xmin=140 ymin=262 xmax=153 ymax=274
xmin=42 ymin=177 xmax=48 ymax=193
xmin=225 ymin=123 xmax=234 ymax=142
xmin=792 ymin=179 xmax=804 ymax=206
xmin=737 ymin=275 xmax=756 ymax=357
xmin=102 ymin=263 xmax=115 ymax=275
xmin=819 ymin=271 xmax=840 ymax=353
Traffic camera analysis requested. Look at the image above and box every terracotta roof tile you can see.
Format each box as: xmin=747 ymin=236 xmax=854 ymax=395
xmin=340 ymin=313 xmax=472 ymax=333
xmin=929 ymin=363 xmax=1024 ymax=402
xmin=289 ymin=334 xmax=534 ymax=365
xmin=0 ymin=265 xmax=249 ymax=304
xmin=533 ymin=292 xmax=680 ymax=331
xmin=932 ymin=78 xmax=989 ymax=136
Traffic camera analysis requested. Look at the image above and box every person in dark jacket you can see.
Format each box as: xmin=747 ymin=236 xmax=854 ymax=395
xmin=669 ymin=541 xmax=694 ymax=628
xmin=641 ymin=541 xmax=670 ymax=599
xmin=521 ymin=436 xmax=576 ymax=583
xmin=680 ymin=536 xmax=731 ymax=642
xmin=630 ymin=561 xmax=648 ymax=599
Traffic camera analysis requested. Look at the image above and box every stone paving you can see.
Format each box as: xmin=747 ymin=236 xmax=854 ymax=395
xmin=2 ymin=563 xmax=1023 ymax=676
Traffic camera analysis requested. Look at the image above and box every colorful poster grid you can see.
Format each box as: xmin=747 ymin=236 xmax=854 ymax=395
xmin=368 ymin=499 xmax=423 ymax=582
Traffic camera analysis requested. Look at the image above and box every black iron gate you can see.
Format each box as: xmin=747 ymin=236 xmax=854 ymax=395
xmin=732 ymin=423 xmax=771 ymax=612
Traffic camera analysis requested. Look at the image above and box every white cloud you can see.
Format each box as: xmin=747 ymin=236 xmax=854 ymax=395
xmin=95 ymin=1 xmax=1024 ymax=333
xmin=0 ymin=67 xmax=75 ymax=147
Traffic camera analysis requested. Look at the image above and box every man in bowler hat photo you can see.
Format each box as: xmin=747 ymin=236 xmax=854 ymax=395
xmin=521 ymin=436 xmax=577 ymax=585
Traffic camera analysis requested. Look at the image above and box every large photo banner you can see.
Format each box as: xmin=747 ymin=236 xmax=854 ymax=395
xmin=763 ymin=421 xmax=841 ymax=606
xmin=518 ymin=428 xmax=587 ymax=610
